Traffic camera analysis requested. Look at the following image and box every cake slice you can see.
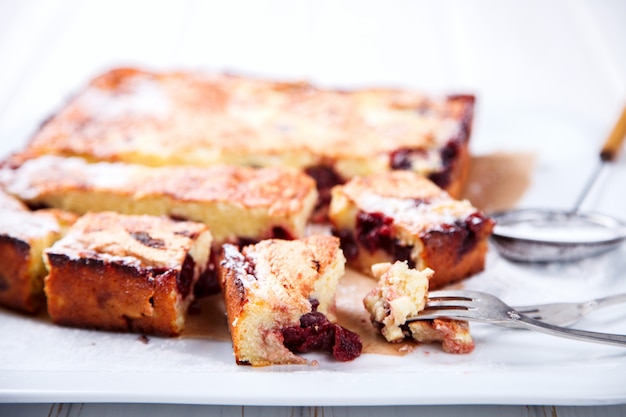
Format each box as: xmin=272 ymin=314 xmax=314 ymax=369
xmin=43 ymin=211 xmax=213 ymax=336
xmin=0 ymin=189 xmax=76 ymax=313
xmin=6 ymin=68 xmax=475 ymax=216
xmin=364 ymin=261 xmax=474 ymax=354
xmin=0 ymin=155 xmax=317 ymax=245
xmin=218 ymin=236 xmax=362 ymax=366
xmin=328 ymin=170 xmax=495 ymax=289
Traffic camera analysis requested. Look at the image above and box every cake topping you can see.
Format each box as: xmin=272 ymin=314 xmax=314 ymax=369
xmin=338 ymin=171 xmax=478 ymax=234
xmin=0 ymin=210 xmax=62 ymax=240
xmin=47 ymin=212 xmax=209 ymax=269
xmin=358 ymin=193 xmax=477 ymax=234
xmin=18 ymin=68 xmax=470 ymax=164
xmin=0 ymin=155 xmax=317 ymax=215
xmin=79 ymin=76 xmax=172 ymax=120
xmin=0 ymin=189 xmax=28 ymax=211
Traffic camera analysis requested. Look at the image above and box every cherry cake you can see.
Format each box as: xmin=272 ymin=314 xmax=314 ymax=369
xmin=329 ymin=171 xmax=495 ymax=289
xmin=218 ymin=236 xmax=362 ymax=366
xmin=0 ymin=189 xmax=76 ymax=314
xmin=5 ymin=68 xmax=475 ymax=218
xmin=44 ymin=211 xmax=213 ymax=336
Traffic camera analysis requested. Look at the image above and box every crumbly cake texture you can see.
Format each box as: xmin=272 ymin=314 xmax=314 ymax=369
xmin=329 ymin=170 xmax=495 ymax=289
xmin=364 ymin=261 xmax=474 ymax=354
xmin=218 ymin=236 xmax=362 ymax=366
xmin=0 ymin=189 xmax=76 ymax=313
xmin=43 ymin=211 xmax=213 ymax=336
xmin=0 ymin=155 xmax=317 ymax=244
xmin=6 ymin=67 xmax=474 ymax=208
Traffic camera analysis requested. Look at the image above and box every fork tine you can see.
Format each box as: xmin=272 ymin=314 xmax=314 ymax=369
xmin=415 ymin=309 xmax=476 ymax=320
xmin=423 ymin=299 xmax=474 ymax=309
xmin=428 ymin=290 xmax=497 ymax=301
xmin=425 ymin=290 xmax=481 ymax=307
xmin=423 ymin=290 xmax=475 ymax=311
xmin=416 ymin=290 xmax=508 ymax=322
xmin=427 ymin=290 xmax=475 ymax=299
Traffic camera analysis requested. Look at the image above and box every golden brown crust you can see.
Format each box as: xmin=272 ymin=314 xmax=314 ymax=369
xmin=334 ymin=170 xmax=445 ymax=200
xmin=5 ymin=68 xmax=473 ymax=199
xmin=48 ymin=211 xmax=209 ymax=268
xmin=446 ymin=141 xmax=471 ymax=198
xmin=43 ymin=212 xmax=212 ymax=336
xmin=420 ymin=230 xmax=491 ymax=289
xmin=0 ymin=193 xmax=77 ymax=314
xmin=1 ymin=156 xmax=316 ymax=214
xmin=329 ymin=171 xmax=494 ymax=289
xmin=0 ymin=156 xmax=318 ymax=243
xmin=218 ymin=236 xmax=346 ymax=366
xmin=0 ymin=235 xmax=38 ymax=313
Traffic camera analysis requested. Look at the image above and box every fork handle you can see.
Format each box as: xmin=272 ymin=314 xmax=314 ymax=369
xmin=585 ymin=293 xmax=626 ymax=314
xmin=512 ymin=313 xmax=626 ymax=347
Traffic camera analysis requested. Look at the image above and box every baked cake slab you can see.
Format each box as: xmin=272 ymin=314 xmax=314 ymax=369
xmin=329 ymin=170 xmax=495 ymax=289
xmin=0 ymin=190 xmax=76 ymax=313
xmin=218 ymin=236 xmax=362 ymax=366
xmin=6 ymin=68 xmax=475 ymax=215
xmin=43 ymin=211 xmax=213 ymax=336
xmin=0 ymin=155 xmax=317 ymax=245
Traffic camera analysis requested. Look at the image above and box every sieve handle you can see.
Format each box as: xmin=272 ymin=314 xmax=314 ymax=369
xmin=572 ymin=104 xmax=626 ymax=212
xmin=600 ymin=105 xmax=626 ymax=161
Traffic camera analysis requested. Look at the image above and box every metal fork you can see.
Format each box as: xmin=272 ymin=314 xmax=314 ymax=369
xmin=515 ymin=293 xmax=626 ymax=327
xmin=409 ymin=290 xmax=626 ymax=347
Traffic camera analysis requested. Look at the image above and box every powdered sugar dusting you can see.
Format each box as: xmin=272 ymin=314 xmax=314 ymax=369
xmin=0 ymin=156 xmax=135 ymax=199
xmin=494 ymin=222 xmax=622 ymax=243
xmin=434 ymin=118 xmax=462 ymax=145
xmin=0 ymin=210 xmax=60 ymax=240
xmin=47 ymin=213 xmax=202 ymax=270
xmin=358 ymin=192 xmax=476 ymax=232
xmin=79 ymin=78 xmax=171 ymax=120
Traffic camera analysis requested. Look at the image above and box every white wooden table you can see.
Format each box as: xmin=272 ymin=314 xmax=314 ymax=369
xmin=1 ymin=1 xmax=625 ymax=416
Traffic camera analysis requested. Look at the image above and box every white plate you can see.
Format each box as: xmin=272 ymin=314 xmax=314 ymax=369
xmin=1 ymin=107 xmax=626 ymax=406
